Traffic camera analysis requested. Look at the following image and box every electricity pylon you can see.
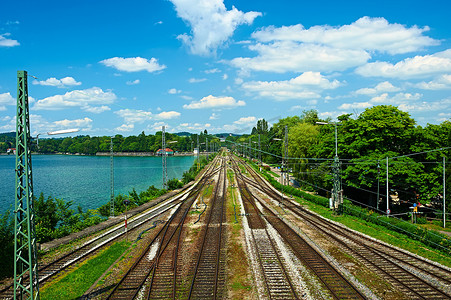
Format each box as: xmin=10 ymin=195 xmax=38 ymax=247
xmin=14 ymin=70 xmax=39 ymax=299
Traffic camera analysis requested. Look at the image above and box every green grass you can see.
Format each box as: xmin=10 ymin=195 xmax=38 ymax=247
xmin=268 ymin=170 xmax=280 ymax=178
xmin=294 ymin=196 xmax=451 ymax=267
xmin=40 ymin=240 xmax=131 ymax=299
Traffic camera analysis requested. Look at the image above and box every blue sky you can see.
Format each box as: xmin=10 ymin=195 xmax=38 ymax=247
xmin=0 ymin=0 xmax=450 ymax=136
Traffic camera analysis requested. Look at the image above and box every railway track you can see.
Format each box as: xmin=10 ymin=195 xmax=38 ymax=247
xmin=187 ymin=157 xmax=227 ymax=299
xmin=231 ymin=157 xmax=300 ymax=299
xmin=240 ymin=155 xmax=451 ymax=299
xmin=0 ymin=182 xmax=198 ymax=300
xmin=106 ymin=155 xmax=222 ymax=299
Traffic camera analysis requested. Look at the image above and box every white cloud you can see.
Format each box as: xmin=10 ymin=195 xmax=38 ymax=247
xmin=32 ymin=76 xmax=82 ymax=88
xmin=398 ymin=98 xmax=451 ymax=112
xmin=115 ymin=108 xmax=180 ymax=124
xmin=155 ymin=111 xmax=181 ymax=120
xmin=231 ymin=42 xmax=370 ymax=73
xmin=222 ymin=74 xmax=228 ymax=80
xmin=33 ymin=87 xmax=117 ymax=110
xmin=175 ymin=122 xmax=211 ymax=132
xmin=355 ymin=81 xmax=401 ymax=95
xmin=356 ymin=49 xmax=451 ymax=79
xmin=183 ymin=95 xmax=245 ymax=109
xmin=147 ymin=122 xmax=169 ymax=132
xmin=115 ymin=109 xmax=152 ymax=123
xmin=0 ymin=92 xmax=15 ymax=110
xmin=180 ymin=95 xmax=194 ymax=100
xmin=100 ymin=57 xmax=166 ymax=73
xmin=170 ymin=0 xmax=261 ymax=56
xmin=209 ymin=113 xmax=220 ymax=120
xmin=126 ymin=79 xmax=140 ymax=85
xmin=234 ymin=116 xmax=256 ymax=125
xmin=205 ymin=68 xmax=221 ymax=74
xmin=116 ymin=123 xmax=134 ymax=132
xmin=83 ymin=105 xmax=111 ymax=114
xmin=0 ymin=33 xmax=19 ymax=47
xmin=338 ymin=102 xmax=373 ymax=110
xmin=370 ymin=92 xmax=422 ymax=104
xmin=415 ymin=74 xmax=451 ymax=90
xmin=53 ymin=117 xmax=93 ymax=128
xmin=242 ymin=72 xmax=341 ymax=101
xmin=188 ymin=77 xmax=207 ymax=83
xmin=28 ymin=115 xmax=92 ymax=135
xmin=235 ymin=78 xmax=243 ymax=85
xmin=252 ymin=17 xmax=437 ymax=55
xmin=168 ymin=88 xmax=181 ymax=94
xmin=0 ymin=116 xmax=15 ymax=131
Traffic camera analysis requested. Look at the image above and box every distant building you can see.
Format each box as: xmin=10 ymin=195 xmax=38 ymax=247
xmin=193 ymin=148 xmax=199 ymax=155
xmin=7 ymin=148 xmax=16 ymax=154
xmin=156 ymin=148 xmax=174 ymax=156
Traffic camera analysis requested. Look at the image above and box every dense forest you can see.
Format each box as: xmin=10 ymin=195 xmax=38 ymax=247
xmin=0 ymin=130 xmax=221 ymax=155
xmin=226 ymin=105 xmax=450 ymax=215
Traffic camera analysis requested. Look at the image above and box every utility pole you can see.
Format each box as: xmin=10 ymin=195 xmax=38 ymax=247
xmin=444 ymin=156 xmax=446 ymax=228
xmin=386 ymin=157 xmax=389 ymax=217
xmin=197 ymin=135 xmax=200 ymax=171
xmin=206 ymin=137 xmax=209 ymax=161
xmin=377 ymin=160 xmax=380 ymax=212
xmin=110 ymin=137 xmax=114 ymax=217
xmin=284 ymin=125 xmax=288 ymax=186
xmin=258 ymin=134 xmax=261 ymax=170
xmin=162 ymin=126 xmax=167 ymax=189
xmin=14 ymin=70 xmax=39 ymax=299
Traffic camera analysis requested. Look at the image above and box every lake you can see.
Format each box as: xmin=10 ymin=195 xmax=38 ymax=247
xmin=0 ymin=154 xmax=195 ymax=215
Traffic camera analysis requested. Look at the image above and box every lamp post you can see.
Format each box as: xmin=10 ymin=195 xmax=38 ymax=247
xmin=316 ymin=121 xmax=342 ymax=213
xmin=35 ymin=128 xmax=79 ymax=149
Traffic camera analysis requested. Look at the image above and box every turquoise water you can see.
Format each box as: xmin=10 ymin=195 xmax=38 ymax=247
xmin=0 ymin=154 xmax=195 ymax=215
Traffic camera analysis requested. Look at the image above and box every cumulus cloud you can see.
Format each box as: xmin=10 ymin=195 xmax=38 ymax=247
xmin=398 ymin=98 xmax=451 ymax=112
xmin=369 ymin=92 xmax=422 ymax=104
xmin=229 ymin=17 xmax=438 ymax=74
xmin=234 ymin=116 xmax=256 ymax=125
xmin=252 ymin=17 xmax=437 ymax=55
xmin=170 ymin=0 xmax=261 ymax=56
xmin=33 ymin=87 xmax=116 ymax=111
xmin=356 ymin=49 xmax=451 ymax=79
xmin=241 ymin=71 xmax=341 ymax=100
xmin=100 ymin=57 xmax=166 ymax=73
xmin=415 ymin=74 xmax=451 ymax=90
xmin=183 ymin=95 xmax=245 ymax=109
xmin=355 ymin=81 xmax=401 ymax=95
xmin=222 ymin=74 xmax=228 ymax=80
xmin=231 ymin=42 xmax=369 ymax=73
xmin=0 ymin=33 xmax=19 ymax=47
xmin=83 ymin=105 xmax=111 ymax=114
xmin=338 ymin=102 xmax=373 ymax=110
xmin=175 ymin=122 xmax=211 ymax=132
xmin=32 ymin=76 xmax=82 ymax=88
xmin=155 ymin=111 xmax=181 ymax=119
xmin=115 ymin=109 xmax=180 ymax=124
xmin=116 ymin=123 xmax=134 ymax=132
xmin=0 ymin=92 xmax=15 ymax=110
xmin=126 ymin=79 xmax=140 ymax=85
xmin=28 ymin=114 xmax=92 ymax=135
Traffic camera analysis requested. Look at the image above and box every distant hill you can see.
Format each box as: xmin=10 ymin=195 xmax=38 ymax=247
xmin=0 ymin=132 xmax=15 ymax=138
xmin=174 ymin=132 xmax=192 ymax=137
xmin=214 ymin=133 xmax=241 ymax=138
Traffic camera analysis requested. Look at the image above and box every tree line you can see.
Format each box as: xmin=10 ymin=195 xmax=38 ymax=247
xmin=227 ymin=105 xmax=450 ymax=215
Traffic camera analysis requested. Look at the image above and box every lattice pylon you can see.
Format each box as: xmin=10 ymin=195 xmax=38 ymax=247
xmin=14 ymin=70 xmax=39 ymax=300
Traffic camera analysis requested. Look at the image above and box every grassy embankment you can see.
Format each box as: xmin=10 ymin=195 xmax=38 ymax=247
xmin=40 ymin=240 xmax=131 ymax=299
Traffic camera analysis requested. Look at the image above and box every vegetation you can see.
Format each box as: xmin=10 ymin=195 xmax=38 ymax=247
xmin=227 ymin=105 xmax=450 ymax=218
xmin=23 ymin=131 xmax=221 ymax=155
xmin=40 ymin=240 xmax=130 ymax=299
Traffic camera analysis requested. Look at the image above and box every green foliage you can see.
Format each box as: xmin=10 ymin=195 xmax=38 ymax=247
xmin=0 ymin=209 xmax=14 ymax=280
xmin=167 ymin=178 xmax=183 ymax=190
